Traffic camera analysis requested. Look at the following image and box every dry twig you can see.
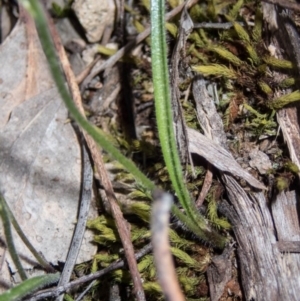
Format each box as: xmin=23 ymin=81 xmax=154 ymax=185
xmin=27 ymin=244 xmax=152 ymax=300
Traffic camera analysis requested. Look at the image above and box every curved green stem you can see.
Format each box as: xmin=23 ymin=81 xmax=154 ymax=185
xmin=0 ymin=195 xmax=27 ymax=281
xmin=0 ymin=273 xmax=60 ymax=301
xmin=0 ymin=195 xmax=55 ymax=272
xmin=151 ymin=0 xmax=226 ymax=248
xmin=151 ymin=1 xmax=206 ymax=228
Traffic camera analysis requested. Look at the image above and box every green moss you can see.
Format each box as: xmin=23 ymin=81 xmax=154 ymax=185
xmin=207 ymin=45 xmax=243 ymax=66
xmin=279 ymin=77 xmax=295 ymax=88
xmin=228 ymin=0 xmax=244 ymax=20
xmin=275 ymin=177 xmax=289 ymax=192
xmin=263 ymin=56 xmax=293 ymax=69
xmin=192 ymin=64 xmax=237 ymax=79
xmin=252 ymin=7 xmax=263 ymax=42
xmin=284 ymin=161 xmax=300 ymax=174
xmin=268 ymin=90 xmax=300 ymax=110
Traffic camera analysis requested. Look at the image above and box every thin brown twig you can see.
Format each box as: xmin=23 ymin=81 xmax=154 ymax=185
xmin=75 ymin=55 xmax=101 ymax=85
xmin=196 ymin=164 xmax=213 ymax=208
xmin=45 ymin=12 xmax=146 ymax=301
xmin=151 ymin=189 xmax=185 ymax=301
xmin=262 ymin=0 xmax=300 ymax=12
xmin=27 ymin=244 xmax=152 ymax=301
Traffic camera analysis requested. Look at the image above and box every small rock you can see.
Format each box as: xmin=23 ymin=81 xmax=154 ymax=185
xmin=249 ymin=149 xmax=272 ymax=175
xmin=72 ymin=0 xmax=115 ymax=43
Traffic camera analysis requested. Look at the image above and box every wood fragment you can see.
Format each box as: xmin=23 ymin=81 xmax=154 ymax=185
xmin=193 ymin=78 xmax=227 ymax=148
xmin=272 ymin=191 xmax=300 ymax=242
xmin=220 ymin=179 xmax=288 ymax=300
xmin=262 ymin=0 xmax=300 ymax=13
xmin=195 ymin=166 xmax=213 ymax=208
xmin=207 ymin=244 xmax=234 ymax=301
xmin=275 ymin=241 xmax=300 ymax=253
xmin=187 ymin=127 xmax=266 ymax=190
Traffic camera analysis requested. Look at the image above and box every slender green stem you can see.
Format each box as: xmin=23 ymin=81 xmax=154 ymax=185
xmin=150 ymin=0 xmax=204 ymax=227
xmin=23 ymin=0 xmax=155 ymax=192
xmin=172 ymin=206 xmax=226 ymax=249
xmin=151 ymin=0 xmax=226 ymax=248
xmin=1 ymin=195 xmax=54 ymax=272
xmin=0 ymin=195 xmax=27 ymax=281
xmin=0 ymin=273 xmax=60 ymax=301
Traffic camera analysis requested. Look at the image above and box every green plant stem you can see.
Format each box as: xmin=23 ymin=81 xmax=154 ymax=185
xmin=1 ymin=195 xmax=55 ymax=272
xmin=0 ymin=273 xmax=60 ymax=301
xmin=22 ymin=0 xmax=155 ymax=192
xmin=151 ymin=0 xmax=196 ymax=225
xmin=0 ymin=195 xmax=27 ymax=281
xmin=150 ymin=0 xmax=226 ymax=248
xmin=172 ymin=206 xmax=226 ymax=249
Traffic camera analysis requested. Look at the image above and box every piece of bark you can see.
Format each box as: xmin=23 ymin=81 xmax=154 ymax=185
xmin=273 ymin=9 xmax=300 ymax=173
xmin=272 ymin=191 xmax=300 ymax=287
xmin=272 ymin=191 xmax=300 ymax=242
xmin=276 ymin=241 xmax=300 ymax=253
xmin=170 ymin=2 xmax=194 ymax=164
xmin=193 ymin=77 xmax=227 ymax=148
xmin=187 ymin=127 xmax=265 ymax=190
xmin=193 ymin=78 xmax=223 ymax=208
xmin=207 ymin=244 xmax=234 ymax=301
xmin=218 ymin=180 xmax=298 ymax=300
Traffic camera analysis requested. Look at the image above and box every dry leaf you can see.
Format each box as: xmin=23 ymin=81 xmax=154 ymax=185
xmin=0 ymin=12 xmax=96 ymax=284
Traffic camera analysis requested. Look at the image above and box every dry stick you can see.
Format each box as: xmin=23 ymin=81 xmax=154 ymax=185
xmin=196 ymin=165 xmax=213 ymax=208
xmin=28 ymin=244 xmax=152 ymax=301
xmin=45 ymin=12 xmax=146 ymax=301
xmin=75 ymin=55 xmax=101 ymax=85
xmin=151 ymin=190 xmax=185 ymax=301
xmin=81 ymin=0 xmax=198 ymax=89
xmin=193 ymin=77 xmax=229 ymax=208
xmin=261 ymin=0 xmax=300 ymax=12
xmin=193 ymin=22 xmax=242 ymax=29
xmin=55 ymin=144 xmax=93 ymax=301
